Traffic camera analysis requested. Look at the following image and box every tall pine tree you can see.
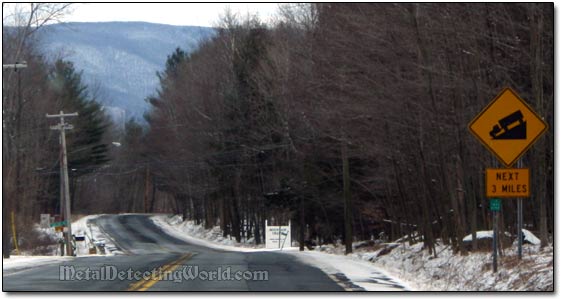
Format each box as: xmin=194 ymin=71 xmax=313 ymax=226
xmin=49 ymin=60 xmax=110 ymax=208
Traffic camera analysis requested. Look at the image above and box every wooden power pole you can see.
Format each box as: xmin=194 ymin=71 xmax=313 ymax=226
xmin=47 ymin=111 xmax=78 ymax=256
xmin=2 ymin=61 xmax=27 ymax=259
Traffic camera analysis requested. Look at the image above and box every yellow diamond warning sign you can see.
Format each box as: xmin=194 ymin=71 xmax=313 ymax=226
xmin=469 ymin=88 xmax=548 ymax=167
xmin=486 ymin=168 xmax=529 ymax=198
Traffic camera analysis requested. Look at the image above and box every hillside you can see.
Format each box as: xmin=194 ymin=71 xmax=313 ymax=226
xmin=38 ymin=22 xmax=215 ymax=121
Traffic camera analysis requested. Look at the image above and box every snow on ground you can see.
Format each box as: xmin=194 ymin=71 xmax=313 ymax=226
xmin=7 ymin=214 xmax=118 ymax=260
xmin=3 ymin=255 xmax=74 ymax=274
xmin=3 ymin=215 xmax=117 ymax=273
xmin=71 ymin=214 xmax=123 ymax=256
xmin=462 ymin=231 xmax=494 ymax=242
xmin=462 ymin=229 xmax=540 ymax=245
xmin=286 ymin=250 xmax=411 ymax=291
xmin=521 ymin=229 xmax=541 ymax=245
xmin=151 ymin=214 xmax=296 ymax=252
xmin=11 ymin=214 xmax=549 ymax=291
xmin=317 ymin=239 xmax=553 ymax=291
xmin=152 ymin=214 xmax=410 ymax=291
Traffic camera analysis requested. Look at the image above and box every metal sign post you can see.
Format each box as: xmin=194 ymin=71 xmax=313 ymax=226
xmin=489 ymin=198 xmax=501 ymax=273
xmin=469 ymin=87 xmax=548 ymax=270
xmin=492 ymin=208 xmax=498 ymax=273
xmin=516 ymin=160 xmax=523 ymax=259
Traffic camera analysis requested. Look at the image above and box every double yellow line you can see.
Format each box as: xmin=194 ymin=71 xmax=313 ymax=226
xmin=127 ymin=253 xmax=193 ymax=291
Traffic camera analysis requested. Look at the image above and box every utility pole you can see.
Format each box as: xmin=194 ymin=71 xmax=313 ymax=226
xmin=47 ymin=111 xmax=78 ymax=256
xmin=2 ymin=61 xmax=27 ymax=259
xmin=58 ymin=141 xmax=65 ymax=256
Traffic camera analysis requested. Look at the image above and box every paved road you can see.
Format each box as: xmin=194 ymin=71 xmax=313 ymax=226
xmin=3 ymin=214 xmax=345 ymax=291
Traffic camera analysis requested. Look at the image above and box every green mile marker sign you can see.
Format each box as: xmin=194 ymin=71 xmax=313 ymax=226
xmin=489 ymin=198 xmax=501 ymax=212
xmin=50 ymin=220 xmax=67 ymax=227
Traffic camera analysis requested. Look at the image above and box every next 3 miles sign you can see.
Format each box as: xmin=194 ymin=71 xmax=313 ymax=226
xmin=485 ymin=168 xmax=529 ymax=198
xmin=469 ymin=87 xmax=548 ymax=199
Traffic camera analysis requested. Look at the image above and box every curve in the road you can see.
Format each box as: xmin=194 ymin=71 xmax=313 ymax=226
xmin=3 ymin=214 xmax=347 ymax=291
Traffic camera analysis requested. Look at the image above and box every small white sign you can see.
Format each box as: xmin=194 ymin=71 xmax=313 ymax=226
xmin=265 ymin=220 xmax=291 ymax=249
xmin=40 ymin=214 xmax=51 ymax=228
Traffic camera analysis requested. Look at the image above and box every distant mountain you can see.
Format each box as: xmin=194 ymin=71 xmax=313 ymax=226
xmin=38 ymin=22 xmax=215 ymax=122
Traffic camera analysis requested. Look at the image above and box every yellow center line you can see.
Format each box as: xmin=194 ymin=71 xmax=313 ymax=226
xmin=127 ymin=253 xmax=193 ymax=291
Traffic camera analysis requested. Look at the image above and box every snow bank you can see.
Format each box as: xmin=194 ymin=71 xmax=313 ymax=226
xmin=4 ymin=215 xmax=125 ymax=274
xmin=150 ymin=214 xmax=552 ymax=291
xmin=521 ymin=229 xmax=541 ymax=245
xmin=287 ymin=250 xmax=411 ymax=291
xmin=462 ymin=231 xmax=494 ymax=242
xmin=72 ymin=214 xmax=123 ymax=256
xmin=151 ymin=214 xmax=408 ymax=291
xmin=305 ymin=236 xmax=552 ymax=291
xmin=26 ymin=214 xmax=120 ymax=257
xmin=462 ymin=230 xmax=540 ymax=245
xmin=150 ymin=214 xmax=297 ymax=252
xmin=3 ymin=256 xmax=74 ymax=273
xmin=363 ymin=241 xmax=552 ymax=291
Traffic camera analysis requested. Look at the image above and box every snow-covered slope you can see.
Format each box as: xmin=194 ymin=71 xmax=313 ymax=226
xmin=317 ymin=240 xmax=553 ymax=291
xmin=3 ymin=215 xmax=119 ymax=274
xmin=150 ymin=214 xmax=273 ymax=252
xmin=38 ymin=22 xmax=215 ymax=120
xmin=150 ymin=214 xmax=411 ymax=291
xmin=152 ymin=214 xmax=552 ymax=291
xmin=30 ymin=214 xmax=121 ymax=257
xmin=287 ymin=251 xmax=412 ymax=291
xmin=3 ymin=256 xmax=74 ymax=275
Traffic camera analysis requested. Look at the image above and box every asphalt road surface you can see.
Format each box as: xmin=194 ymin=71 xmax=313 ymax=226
xmin=3 ymin=215 xmax=400 ymax=291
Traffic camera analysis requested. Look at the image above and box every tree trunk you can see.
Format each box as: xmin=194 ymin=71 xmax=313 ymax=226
xmin=341 ymin=139 xmax=353 ymax=255
xmin=149 ymin=179 xmax=156 ymax=213
xmin=454 ymin=156 xmax=468 ymax=255
xmin=299 ymin=197 xmax=305 ymax=251
xmin=529 ymin=4 xmax=548 ymax=249
xmin=469 ymin=178 xmax=478 ymax=251
xmin=3 ymin=182 xmax=11 ymax=258
xmin=254 ymin=214 xmax=261 ymax=245
xmin=144 ymin=167 xmax=150 ymax=213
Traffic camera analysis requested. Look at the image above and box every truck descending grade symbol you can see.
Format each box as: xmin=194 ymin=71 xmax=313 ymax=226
xmin=468 ymin=87 xmax=548 ymax=167
xmin=489 ymin=110 xmax=526 ymax=140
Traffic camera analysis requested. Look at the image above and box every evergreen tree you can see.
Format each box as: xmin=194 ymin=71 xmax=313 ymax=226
xmin=49 ymin=60 xmax=110 ymax=178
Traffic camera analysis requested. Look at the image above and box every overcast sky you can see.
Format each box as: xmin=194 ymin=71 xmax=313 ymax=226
xmin=60 ymin=3 xmax=280 ymax=27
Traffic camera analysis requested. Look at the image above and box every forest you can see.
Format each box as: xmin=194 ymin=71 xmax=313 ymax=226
xmin=2 ymin=3 xmax=553 ymax=257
